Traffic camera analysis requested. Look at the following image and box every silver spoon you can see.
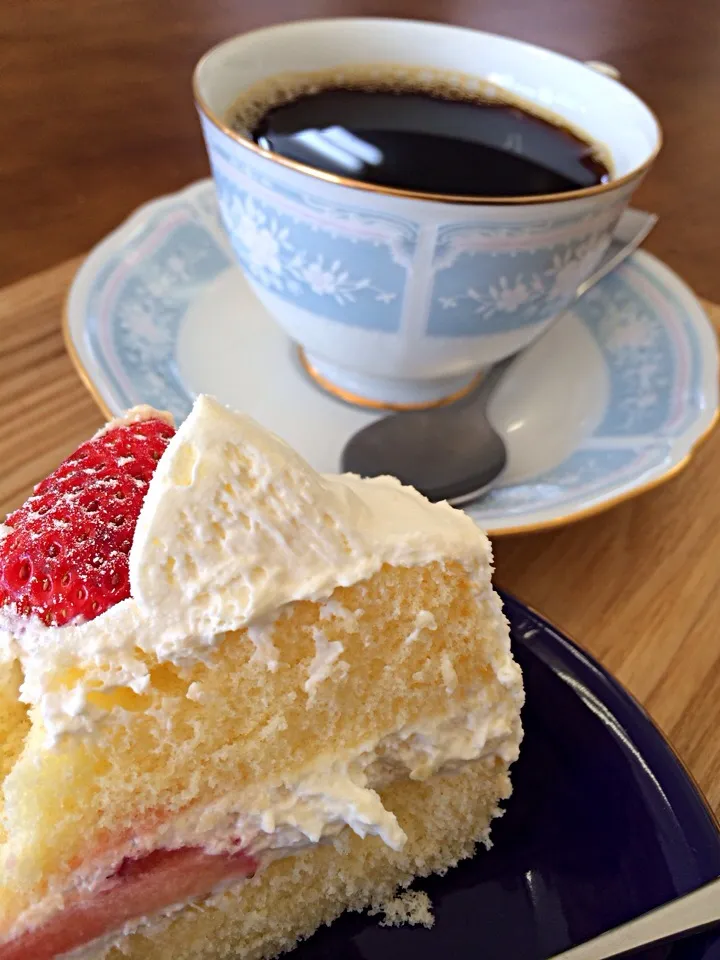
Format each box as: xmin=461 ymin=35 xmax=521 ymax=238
xmin=548 ymin=874 xmax=720 ymax=959
xmin=341 ymin=209 xmax=657 ymax=505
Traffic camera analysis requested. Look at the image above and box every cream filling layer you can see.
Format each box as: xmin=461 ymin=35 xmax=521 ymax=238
xmin=8 ymin=680 xmax=522 ymax=944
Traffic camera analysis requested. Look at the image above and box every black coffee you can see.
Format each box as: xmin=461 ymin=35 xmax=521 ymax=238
xmin=244 ymin=83 xmax=609 ymax=198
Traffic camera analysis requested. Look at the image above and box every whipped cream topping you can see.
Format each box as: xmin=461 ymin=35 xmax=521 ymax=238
xmin=1 ymin=395 xmax=498 ymax=740
xmin=130 ymin=395 xmax=491 ymax=640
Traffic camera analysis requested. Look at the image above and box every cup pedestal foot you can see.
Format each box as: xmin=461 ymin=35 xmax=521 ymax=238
xmin=299 ymin=349 xmax=482 ymax=410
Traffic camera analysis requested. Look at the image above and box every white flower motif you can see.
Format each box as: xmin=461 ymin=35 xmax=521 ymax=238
xmin=433 ymin=235 xmax=607 ymax=323
xmin=237 ymin=215 xmax=258 ymax=248
xmin=247 ymin=228 xmax=282 ymax=275
xmin=217 ymin=187 xmax=398 ymax=306
xmin=550 ymin=260 xmax=585 ymax=299
xmin=463 ymin=275 xmax=544 ymax=318
xmin=224 ymin=195 xmax=274 ymax=260
xmin=129 ymin=321 xmax=171 ymax=347
xmin=143 ymin=371 xmax=171 ymax=395
xmin=165 ymin=254 xmax=193 ymax=282
xmin=546 ymin=235 xmax=606 ymax=297
xmin=545 ymin=250 xmax=591 ymax=299
xmin=636 ymin=392 xmax=659 ymax=410
xmin=284 ymin=254 xmax=391 ymax=304
xmin=488 ymin=278 xmax=534 ymax=313
xmin=118 ymin=300 xmax=153 ymax=326
xmin=634 ymin=361 xmax=661 ymax=392
xmin=601 ymin=311 xmax=657 ymax=352
xmin=587 ymin=287 xmax=668 ymax=430
xmin=303 ymin=261 xmax=344 ymax=295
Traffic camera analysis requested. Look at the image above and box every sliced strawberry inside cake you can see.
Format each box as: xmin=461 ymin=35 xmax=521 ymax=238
xmin=1 ymin=846 xmax=257 ymax=960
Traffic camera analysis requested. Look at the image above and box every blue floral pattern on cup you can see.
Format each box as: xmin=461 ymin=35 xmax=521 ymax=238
xmin=75 ymin=180 xmax=713 ymax=529
xmin=204 ymin=121 xmax=419 ymax=333
xmin=203 ymin=115 xmax=629 ymax=345
xmin=427 ymin=226 xmax=611 ymax=336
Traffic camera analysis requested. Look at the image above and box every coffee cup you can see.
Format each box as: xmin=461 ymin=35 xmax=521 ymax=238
xmin=194 ymin=18 xmax=660 ymax=409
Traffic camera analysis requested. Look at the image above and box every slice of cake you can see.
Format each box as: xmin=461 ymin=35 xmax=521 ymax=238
xmin=0 ymin=395 xmax=523 ymax=960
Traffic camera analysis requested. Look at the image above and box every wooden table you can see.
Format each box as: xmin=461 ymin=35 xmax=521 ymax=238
xmin=2 ymin=2 xmax=720 ymax=821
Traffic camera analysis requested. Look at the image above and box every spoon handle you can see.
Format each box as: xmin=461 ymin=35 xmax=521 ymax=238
xmin=548 ymin=875 xmax=720 ymax=959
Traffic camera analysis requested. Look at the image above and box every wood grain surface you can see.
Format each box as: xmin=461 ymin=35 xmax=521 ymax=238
xmin=0 ymin=258 xmax=718 ymax=819
xmin=3 ymin=0 xmax=720 ymax=299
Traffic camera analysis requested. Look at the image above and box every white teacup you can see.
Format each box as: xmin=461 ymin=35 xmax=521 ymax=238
xmin=194 ymin=18 xmax=660 ymax=409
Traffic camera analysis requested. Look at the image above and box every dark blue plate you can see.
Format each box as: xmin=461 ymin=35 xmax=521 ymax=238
xmin=293 ymin=591 xmax=720 ymax=960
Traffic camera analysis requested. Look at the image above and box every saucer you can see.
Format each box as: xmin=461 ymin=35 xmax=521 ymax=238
xmin=65 ymin=179 xmax=719 ymax=536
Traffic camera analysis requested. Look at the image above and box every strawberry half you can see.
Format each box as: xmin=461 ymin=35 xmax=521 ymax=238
xmin=0 ymin=414 xmax=175 ymax=626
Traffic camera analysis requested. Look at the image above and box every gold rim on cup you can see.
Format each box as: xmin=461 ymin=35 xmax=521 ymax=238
xmin=192 ymin=23 xmax=663 ymax=208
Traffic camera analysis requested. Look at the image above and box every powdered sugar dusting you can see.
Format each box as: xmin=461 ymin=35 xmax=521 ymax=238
xmin=0 ymin=411 xmax=175 ymax=626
